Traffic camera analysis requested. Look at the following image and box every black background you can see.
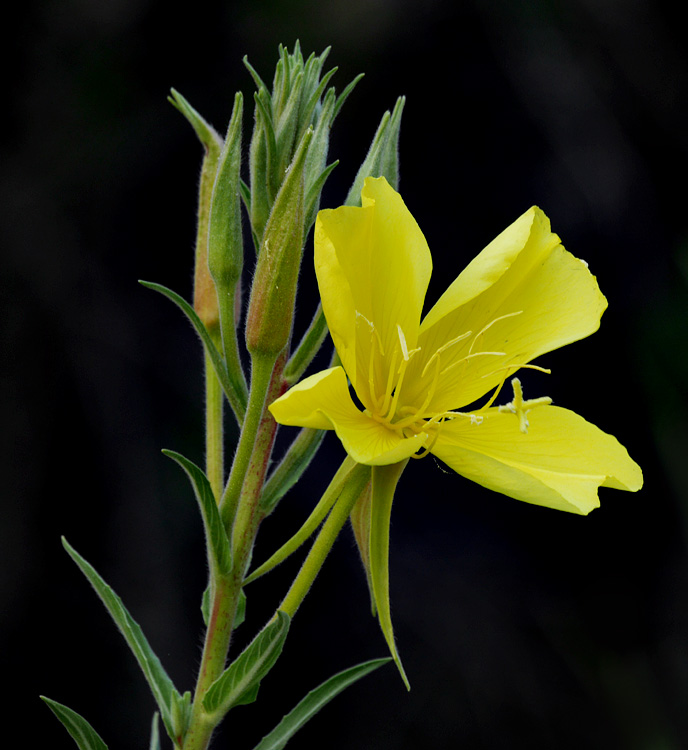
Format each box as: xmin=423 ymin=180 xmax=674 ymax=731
xmin=4 ymin=1 xmax=688 ymax=748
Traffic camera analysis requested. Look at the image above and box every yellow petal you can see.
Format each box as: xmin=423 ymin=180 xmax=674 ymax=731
xmin=315 ymin=177 xmax=432 ymax=410
xmin=431 ymin=406 xmax=642 ymax=514
xmin=268 ymin=366 xmax=429 ymax=465
xmin=404 ymin=207 xmax=607 ymax=411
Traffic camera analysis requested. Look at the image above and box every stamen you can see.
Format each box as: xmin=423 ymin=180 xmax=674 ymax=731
xmin=411 ymin=428 xmax=440 ymax=459
xmin=468 ymin=311 xmax=523 ymax=355
xmin=498 ymin=377 xmax=552 ymax=433
xmin=397 ymin=324 xmax=410 ymax=360
xmin=439 ymin=350 xmax=505 ymax=377
xmin=393 ymin=355 xmax=441 ymax=429
xmin=378 ymin=346 xmax=399 ymax=417
xmin=355 ymin=311 xmax=386 ymax=411
xmin=384 ymin=355 xmax=411 ymax=421
xmin=481 ymin=362 xmax=552 ymax=379
xmin=421 ymin=330 xmax=472 ymax=378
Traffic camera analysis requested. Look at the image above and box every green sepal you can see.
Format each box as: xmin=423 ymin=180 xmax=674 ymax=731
xmin=349 ymin=478 xmax=376 ymax=616
xmin=162 ymin=450 xmax=232 ymax=576
xmin=251 ymin=657 xmax=391 ymax=750
xmin=149 ymin=713 xmax=160 ymax=750
xmin=60 ymin=538 xmax=180 ymax=737
xmin=202 ymin=611 xmax=290 ymax=716
xmin=138 ymin=281 xmax=247 ymax=421
xmin=168 ymin=89 xmax=223 ymax=154
xmin=369 ymin=460 xmax=410 ymax=690
xmin=41 ymin=697 xmax=108 ymax=750
xmin=345 ymin=96 xmax=406 ymax=206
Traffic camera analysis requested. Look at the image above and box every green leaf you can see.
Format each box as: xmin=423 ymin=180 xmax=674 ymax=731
xmin=149 ymin=713 xmax=160 ymax=750
xmin=41 ymin=697 xmax=108 ymax=750
xmin=251 ymin=658 xmax=391 ymax=750
xmin=162 ymin=450 xmax=232 ymax=576
xmin=61 ymin=538 xmax=179 ymax=738
xmin=202 ymin=611 xmax=290 ymax=716
xmin=138 ymin=280 xmax=247 ymax=422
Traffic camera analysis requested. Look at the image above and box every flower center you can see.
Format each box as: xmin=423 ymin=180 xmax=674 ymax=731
xmin=360 ymin=312 xmax=552 ymax=450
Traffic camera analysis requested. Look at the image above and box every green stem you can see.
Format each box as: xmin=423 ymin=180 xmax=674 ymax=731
xmin=280 ymin=461 xmax=370 ymax=618
xmin=219 ymin=353 xmax=277 ymax=536
xmin=183 ymin=354 xmax=286 ymax=749
xmin=205 ymin=330 xmax=224 ymax=502
xmin=182 ymin=572 xmax=241 ymax=750
xmin=231 ymin=350 xmax=287 ymax=574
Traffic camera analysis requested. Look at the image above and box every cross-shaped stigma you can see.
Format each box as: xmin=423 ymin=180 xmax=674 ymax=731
xmin=498 ymin=377 xmax=552 ymax=434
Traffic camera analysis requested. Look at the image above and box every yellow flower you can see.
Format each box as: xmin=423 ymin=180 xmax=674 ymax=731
xmin=270 ymin=176 xmax=642 ymax=515
xmin=268 ymin=176 xmax=642 ymax=686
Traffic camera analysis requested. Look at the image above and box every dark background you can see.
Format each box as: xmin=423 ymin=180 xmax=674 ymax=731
xmin=4 ymin=1 xmax=688 ymax=748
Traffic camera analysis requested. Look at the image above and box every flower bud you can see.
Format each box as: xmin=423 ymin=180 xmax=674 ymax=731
xmin=245 ymin=128 xmax=313 ymax=356
xmin=208 ymin=92 xmax=244 ymax=291
xmin=168 ymin=88 xmax=223 ymax=329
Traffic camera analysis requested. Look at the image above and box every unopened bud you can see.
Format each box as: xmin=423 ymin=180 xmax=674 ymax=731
xmin=245 ymin=128 xmax=313 ymax=356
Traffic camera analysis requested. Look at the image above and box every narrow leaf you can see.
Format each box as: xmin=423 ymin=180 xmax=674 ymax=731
xmin=203 ymin=611 xmax=290 ymax=716
xmin=61 ymin=538 xmax=179 ymax=737
xmin=251 ymin=658 xmax=391 ymax=750
xmin=139 ymin=281 xmax=247 ymax=421
xmin=162 ymin=450 xmax=232 ymax=576
xmin=41 ymin=697 xmax=108 ymax=750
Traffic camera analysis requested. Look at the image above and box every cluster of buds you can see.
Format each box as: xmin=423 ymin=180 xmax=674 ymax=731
xmin=172 ymin=42 xmax=405 ymax=384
